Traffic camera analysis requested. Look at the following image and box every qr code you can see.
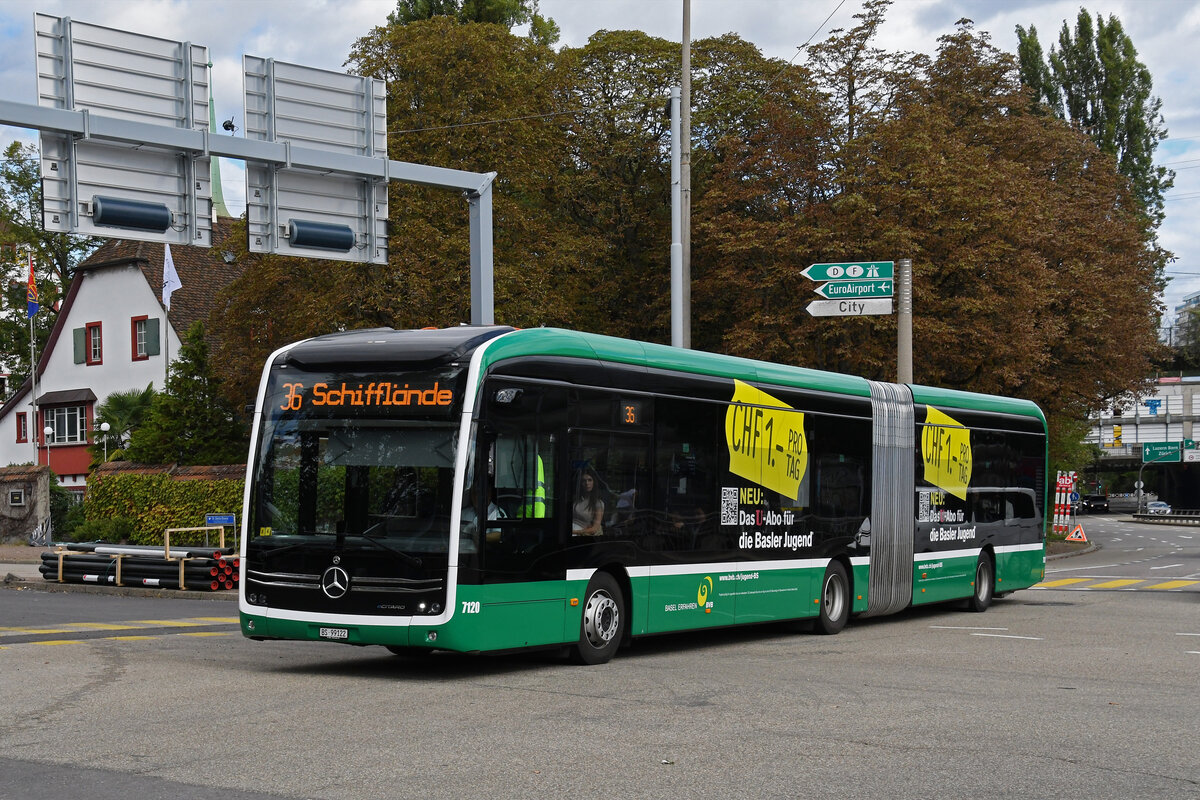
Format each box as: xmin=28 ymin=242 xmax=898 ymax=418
xmin=721 ymin=487 xmax=738 ymax=526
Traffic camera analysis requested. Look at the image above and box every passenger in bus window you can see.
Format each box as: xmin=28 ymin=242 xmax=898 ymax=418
xmin=572 ymin=467 xmax=605 ymax=536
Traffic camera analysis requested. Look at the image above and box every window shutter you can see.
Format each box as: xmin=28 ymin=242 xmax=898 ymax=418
xmin=73 ymin=327 xmax=85 ymax=364
xmin=146 ymin=318 xmax=161 ymax=355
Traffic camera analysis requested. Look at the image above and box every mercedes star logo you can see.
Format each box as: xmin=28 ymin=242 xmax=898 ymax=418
xmin=321 ymin=565 xmax=350 ymax=599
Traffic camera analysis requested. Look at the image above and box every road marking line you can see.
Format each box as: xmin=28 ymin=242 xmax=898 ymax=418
xmin=1086 ymin=579 xmax=1146 ymax=589
xmin=1035 ymin=578 xmax=1090 ymax=587
xmin=1174 ymin=633 xmax=1200 ymax=636
xmin=32 ymin=640 xmax=83 ymax=645
xmin=971 ymin=633 xmax=1043 ymax=640
xmin=191 ymin=617 xmax=238 ymax=623
xmin=129 ymin=619 xmax=207 ymax=627
xmin=62 ymin=622 xmax=141 ymax=631
xmin=1147 ymin=580 xmax=1200 ymax=590
xmin=1150 ymin=563 xmax=1184 ymax=570
xmin=930 ymin=626 xmax=1007 ymax=630
xmin=106 ymin=635 xmax=157 ymax=641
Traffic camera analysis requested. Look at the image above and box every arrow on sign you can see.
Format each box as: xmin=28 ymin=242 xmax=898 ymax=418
xmin=814 ymin=280 xmax=893 ymax=299
xmin=806 ymin=298 xmax=894 ymax=317
xmin=801 ymin=261 xmax=894 ymax=282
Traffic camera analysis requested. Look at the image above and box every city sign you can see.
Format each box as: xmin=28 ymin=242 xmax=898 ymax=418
xmin=1142 ymin=442 xmax=1181 ymax=463
xmin=806 ymin=298 xmax=894 ymax=317
xmin=801 ymin=261 xmax=894 ymax=283
xmin=813 ymin=279 xmax=893 ymax=300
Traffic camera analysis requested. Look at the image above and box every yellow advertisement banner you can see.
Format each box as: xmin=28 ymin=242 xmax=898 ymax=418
xmin=725 ymin=380 xmax=807 ymax=500
xmin=921 ymin=406 xmax=973 ymax=500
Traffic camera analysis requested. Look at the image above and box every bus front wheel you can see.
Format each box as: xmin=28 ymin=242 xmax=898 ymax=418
xmin=572 ymin=572 xmax=624 ymax=665
xmin=815 ymin=561 xmax=849 ymax=635
xmin=967 ymin=553 xmax=994 ymax=613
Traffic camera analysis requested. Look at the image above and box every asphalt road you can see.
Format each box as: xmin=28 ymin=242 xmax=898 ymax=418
xmin=2 ymin=519 xmax=1198 ymax=800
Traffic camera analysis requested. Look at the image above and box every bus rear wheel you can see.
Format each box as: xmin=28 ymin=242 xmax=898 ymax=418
xmin=572 ymin=572 xmax=624 ymax=665
xmin=967 ymin=553 xmax=994 ymax=613
xmin=815 ymin=561 xmax=849 ymax=635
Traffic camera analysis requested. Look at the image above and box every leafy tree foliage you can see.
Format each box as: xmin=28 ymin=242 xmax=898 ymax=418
xmin=0 ymin=141 xmax=100 ymax=388
xmin=207 ymin=5 xmax=1164 ymax=470
xmin=695 ymin=16 xmax=1164 ymax=465
xmin=125 ymin=322 xmax=247 ymax=466
xmin=1016 ymin=10 xmax=1173 ymax=226
xmin=388 ymin=0 xmax=558 ymax=45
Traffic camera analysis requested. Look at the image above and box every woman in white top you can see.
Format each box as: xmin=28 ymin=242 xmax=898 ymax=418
xmin=572 ymin=468 xmax=605 ymax=536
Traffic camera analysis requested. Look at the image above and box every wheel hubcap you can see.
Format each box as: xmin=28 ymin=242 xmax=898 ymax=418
xmin=824 ymin=575 xmax=844 ymax=620
xmin=583 ymin=590 xmax=619 ymax=648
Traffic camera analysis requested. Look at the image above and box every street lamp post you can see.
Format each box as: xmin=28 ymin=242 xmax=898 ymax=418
xmin=42 ymin=425 xmax=52 ymax=468
xmin=98 ymin=421 xmax=110 ymax=461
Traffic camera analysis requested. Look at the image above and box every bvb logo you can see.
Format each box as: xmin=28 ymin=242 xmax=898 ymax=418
xmin=697 ymin=576 xmax=714 ymax=610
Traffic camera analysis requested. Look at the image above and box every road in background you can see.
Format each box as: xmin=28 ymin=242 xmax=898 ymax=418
xmin=1042 ymin=513 xmax=1200 ymax=592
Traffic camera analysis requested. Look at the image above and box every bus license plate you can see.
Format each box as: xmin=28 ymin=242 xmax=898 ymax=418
xmin=319 ymin=627 xmax=349 ymax=640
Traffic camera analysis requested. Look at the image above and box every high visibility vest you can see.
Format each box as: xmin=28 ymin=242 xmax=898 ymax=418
xmin=522 ymin=455 xmax=546 ymax=519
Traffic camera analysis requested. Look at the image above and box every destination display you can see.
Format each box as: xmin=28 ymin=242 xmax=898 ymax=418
xmin=266 ymin=366 xmax=464 ymax=418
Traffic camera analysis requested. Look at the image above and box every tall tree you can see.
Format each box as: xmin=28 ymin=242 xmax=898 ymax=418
xmin=0 ymin=141 xmax=100 ymax=388
xmin=125 ymin=322 xmax=247 ymax=466
xmin=388 ymin=0 xmax=558 ymax=45
xmin=1015 ymin=10 xmax=1173 ymax=226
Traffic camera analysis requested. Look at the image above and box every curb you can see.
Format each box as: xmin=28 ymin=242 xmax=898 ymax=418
xmin=1046 ymin=542 xmax=1100 ymax=561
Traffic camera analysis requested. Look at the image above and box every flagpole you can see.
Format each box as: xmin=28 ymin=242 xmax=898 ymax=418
xmin=26 ymin=248 xmax=38 ymax=465
xmin=29 ymin=313 xmax=37 ymax=461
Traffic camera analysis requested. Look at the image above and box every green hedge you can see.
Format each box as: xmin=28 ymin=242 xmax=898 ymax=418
xmin=86 ymin=473 xmax=243 ymax=546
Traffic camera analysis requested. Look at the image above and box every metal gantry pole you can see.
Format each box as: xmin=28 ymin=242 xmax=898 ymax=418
xmin=897 ymin=257 xmax=913 ymax=384
xmin=680 ymin=0 xmax=692 ymax=349
xmin=670 ymin=88 xmax=683 ymax=348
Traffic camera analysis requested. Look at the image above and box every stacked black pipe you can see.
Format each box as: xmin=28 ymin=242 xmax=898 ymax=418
xmin=40 ymin=543 xmax=240 ymax=591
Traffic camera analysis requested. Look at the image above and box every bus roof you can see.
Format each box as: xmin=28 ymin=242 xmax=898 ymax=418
xmin=479 ymin=328 xmax=1046 ymax=425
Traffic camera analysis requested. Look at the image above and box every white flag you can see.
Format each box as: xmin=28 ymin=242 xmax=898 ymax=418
xmin=162 ymin=243 xmax=182 ymax=310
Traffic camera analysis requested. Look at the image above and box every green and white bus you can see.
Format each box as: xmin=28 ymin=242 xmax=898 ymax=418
xmin=239 ymin=326 xmax=1046 ymax=664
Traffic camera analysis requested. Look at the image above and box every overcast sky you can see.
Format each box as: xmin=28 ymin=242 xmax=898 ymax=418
xmin=1 ymin=0 xmax=1197 ymax=324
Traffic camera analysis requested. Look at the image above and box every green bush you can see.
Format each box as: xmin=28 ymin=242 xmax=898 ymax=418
xmin=86 ymin=473 xmax=243 ymax=546
xmin=71 ymin=516 xmax=136 ymax=543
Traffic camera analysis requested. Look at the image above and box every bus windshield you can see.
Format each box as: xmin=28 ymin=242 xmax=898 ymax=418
xmin=250 ymin=366 xmax=464 ymax=554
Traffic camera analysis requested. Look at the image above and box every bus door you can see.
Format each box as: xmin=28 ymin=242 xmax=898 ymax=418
xmin=461 ymin=381 xmax=566 ymax=649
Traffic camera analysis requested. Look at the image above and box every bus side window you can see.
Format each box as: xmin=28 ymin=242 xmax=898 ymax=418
xmin=654 ymin=398 xmax=723 ymax=552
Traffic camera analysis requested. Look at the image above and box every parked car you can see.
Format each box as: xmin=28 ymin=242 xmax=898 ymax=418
xmin=1082 ymin=494 xmax=1109 ymax=513
xmin=1146 ymin=501 xmax=1172 ymax=515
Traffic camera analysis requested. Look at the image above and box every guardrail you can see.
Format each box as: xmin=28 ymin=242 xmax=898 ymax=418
xmin=1131 ymin=509 xmax=1200 ymax=525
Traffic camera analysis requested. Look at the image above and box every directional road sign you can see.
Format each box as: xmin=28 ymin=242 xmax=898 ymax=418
xmin=801 ymin=261 xmax=894 ymax=282
xmin=806 ymin=298 xmax=894 ymax=317
xmin=814 ymin=279 xmax=893 ymax=299
xmin=1142 ymin=441 xmax=1181 ymax=463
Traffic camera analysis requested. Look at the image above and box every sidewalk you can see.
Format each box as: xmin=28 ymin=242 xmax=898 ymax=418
xmin=1 ymin=544 xmax=237 ymax=600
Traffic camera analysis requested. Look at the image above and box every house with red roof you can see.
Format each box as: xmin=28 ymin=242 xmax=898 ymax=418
xmin=0 ymin=219 xmax=243 ymax=496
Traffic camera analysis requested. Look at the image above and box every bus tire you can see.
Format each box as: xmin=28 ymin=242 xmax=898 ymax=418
xmin=967 ymin=552 xmax=994 ymax=613
xmin=815 ymin=561 xmax=849 ymax=635
xmin=572 ymin=572 xmax=624 ymax=665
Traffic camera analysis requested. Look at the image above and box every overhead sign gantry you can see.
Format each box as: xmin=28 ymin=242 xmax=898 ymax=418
xmin=2 ymin=14 xmax=496 ymax=324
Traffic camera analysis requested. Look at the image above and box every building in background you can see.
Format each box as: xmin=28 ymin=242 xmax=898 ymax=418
xmin=0 ymin=220 xmax=242 ymax=497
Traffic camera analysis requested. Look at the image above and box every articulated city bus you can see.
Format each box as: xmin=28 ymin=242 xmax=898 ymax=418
xmin=239 ymin=326 xmax=1046 ymax=664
